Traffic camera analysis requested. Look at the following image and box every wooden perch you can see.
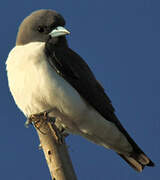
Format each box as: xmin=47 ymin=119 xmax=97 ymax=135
xmin=29 ymin=115 xmax=77 ymax=180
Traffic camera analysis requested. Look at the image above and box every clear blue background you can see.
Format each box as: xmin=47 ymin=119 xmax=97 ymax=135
xmin=1 ymin=0 xmax=159 ymax=179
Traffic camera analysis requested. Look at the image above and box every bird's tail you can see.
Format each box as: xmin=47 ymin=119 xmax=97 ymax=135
xmin=118 ymin=152 xmax=154 ymax=172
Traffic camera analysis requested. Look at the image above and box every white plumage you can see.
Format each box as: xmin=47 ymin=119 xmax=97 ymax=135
xmin=6 ymin=42 xmax=132 ymax=154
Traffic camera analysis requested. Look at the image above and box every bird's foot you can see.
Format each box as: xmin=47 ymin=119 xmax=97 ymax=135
xmin=25 ymin=113 xmax=43 ymax=128
xmin=26 ymin=111 xmax=64 ymax=144
xmin=25 ymin=113 xmax=44 ymax=130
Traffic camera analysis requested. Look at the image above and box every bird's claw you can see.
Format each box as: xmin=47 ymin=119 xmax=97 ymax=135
xmin=39 ymin=143 xmax=42 ymax=150
xmin=25 ymin=117 xmax=33 ymax=128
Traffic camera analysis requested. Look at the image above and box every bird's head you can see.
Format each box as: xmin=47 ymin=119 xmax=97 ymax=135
xmin=16 ymin=9 xmax=70 ymax=46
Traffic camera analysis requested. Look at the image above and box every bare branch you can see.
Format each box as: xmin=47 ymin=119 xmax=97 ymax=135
xmin=30 ymin=115 xmax=77 ymax=180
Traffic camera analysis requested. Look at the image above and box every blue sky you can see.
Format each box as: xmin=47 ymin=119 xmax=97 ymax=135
xmin=1 ymin=0 xmax=159 ymax=179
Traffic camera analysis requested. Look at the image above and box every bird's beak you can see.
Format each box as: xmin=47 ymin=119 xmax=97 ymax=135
xmin=49 ymin=26 xmax=70 ymax=38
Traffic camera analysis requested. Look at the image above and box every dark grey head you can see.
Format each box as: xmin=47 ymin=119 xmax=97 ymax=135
xmin=16 ymin=9 xmax=70 ymax=46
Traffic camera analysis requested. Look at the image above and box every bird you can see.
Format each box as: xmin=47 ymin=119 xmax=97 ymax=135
xmin=6 ymin=9 xmax=154 ymax=172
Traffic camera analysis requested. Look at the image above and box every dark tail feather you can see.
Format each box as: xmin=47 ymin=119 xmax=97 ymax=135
xmin=110 ymin=114 xmax=154 ymax=172
xmin=118 ymin=152 xmax=155 ymax=172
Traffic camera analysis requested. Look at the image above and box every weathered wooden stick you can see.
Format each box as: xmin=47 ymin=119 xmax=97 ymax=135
xmin=32 ymin=116 xmax=77 ymax=180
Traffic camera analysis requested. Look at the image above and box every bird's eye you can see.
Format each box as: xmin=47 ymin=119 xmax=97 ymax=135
xmin=37 ymin=26 xmax=45 ymax=33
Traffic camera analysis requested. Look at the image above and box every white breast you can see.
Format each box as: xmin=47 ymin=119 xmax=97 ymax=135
xmin=6 ymin=42 xmax=87 ymax=119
